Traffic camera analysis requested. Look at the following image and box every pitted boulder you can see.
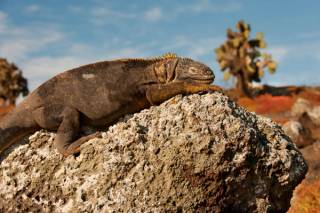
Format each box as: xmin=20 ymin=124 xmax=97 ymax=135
xmin=0 ymin=93 xmax=307 ymax=212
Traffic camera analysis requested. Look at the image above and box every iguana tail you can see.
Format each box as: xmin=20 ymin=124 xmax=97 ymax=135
xmin=0 ymin=106 xmax=39 ymax=155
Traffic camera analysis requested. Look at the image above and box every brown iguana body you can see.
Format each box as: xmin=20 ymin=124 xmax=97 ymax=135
xmin=0 ymin=56 xmax=221 ymax=156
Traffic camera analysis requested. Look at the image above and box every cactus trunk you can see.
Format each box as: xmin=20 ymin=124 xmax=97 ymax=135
xmin=236 ymin=71 xmax=252 ymax=97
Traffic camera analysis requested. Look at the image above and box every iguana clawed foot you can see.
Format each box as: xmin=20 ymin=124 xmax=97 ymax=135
xmin=197 ymin=85 xmax=224 ymax=95
xmin=56 ymin=132 xmax=102 ymax=157
xmin=146 ymin=82 xmax=224 ymax=105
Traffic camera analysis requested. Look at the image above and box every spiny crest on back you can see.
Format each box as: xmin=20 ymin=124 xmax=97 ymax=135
xmin=116 ymin=52 xmax=181 ymax=64
xmin=159 ymin=53 xmax=194 ymax=63
xmin=160 ymin=52 xmax=179 ymax=59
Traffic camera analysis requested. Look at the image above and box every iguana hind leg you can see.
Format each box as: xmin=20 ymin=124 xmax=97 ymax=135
xmin=33 ymin=105 xmax=96 ymax=157
xmin=53 ymin=107 xmax=81 ymax=156
xmin=54 ymin=107 xmax=100 ymax=157
xmin=146 ymin=82 xmax=223 ymax=105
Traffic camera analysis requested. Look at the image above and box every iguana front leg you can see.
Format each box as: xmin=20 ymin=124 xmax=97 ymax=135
xmin=146 ymin=82 xmax=223 ymax=105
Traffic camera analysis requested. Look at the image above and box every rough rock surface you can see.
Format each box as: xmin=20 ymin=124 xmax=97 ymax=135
xmin=0 ymin=93 xmax=307 ymax=212
xmin=292 ymin=98 xmax=320 ymax=126
xmin=282 ymin=121 xmax=312 ymax=148
xmin=291 ymin=98 xmax=313 ymax=117
xmin=300 ymin=141 xmax=320 ymax=180
xmin=289 ymin=98 xmax=320 ymax=143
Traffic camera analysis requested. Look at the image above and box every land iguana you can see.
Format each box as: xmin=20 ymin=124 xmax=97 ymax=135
xmin=0 ymin=54 xmax=222 ymax=156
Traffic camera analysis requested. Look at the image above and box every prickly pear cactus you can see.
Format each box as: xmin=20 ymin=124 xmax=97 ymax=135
xmin=215 ymin=20 xmax=277 ymax=97
xmin=0 ymin=58 xmax=29 ymax=105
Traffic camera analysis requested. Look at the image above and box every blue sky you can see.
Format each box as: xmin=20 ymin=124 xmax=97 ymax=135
xmin=0 ymin=0 xmax=320 ymax=91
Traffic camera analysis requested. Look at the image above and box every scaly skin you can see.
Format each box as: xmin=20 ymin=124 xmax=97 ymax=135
xmin=0 ymin=56 xmax=222 ymax=156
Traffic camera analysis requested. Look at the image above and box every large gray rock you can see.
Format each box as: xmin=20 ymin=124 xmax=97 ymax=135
xmin=0 ymin=93 xmax=307 ymax=212
xmin=282 ymin=120 xmax=312 ymax=148
xmin=300 ymin=141 xmax=320 ymax=180
xmin=291 ymin=98 xmax=313 ymax=117
xmin=292 ymin=98 xmax=320 ymax=126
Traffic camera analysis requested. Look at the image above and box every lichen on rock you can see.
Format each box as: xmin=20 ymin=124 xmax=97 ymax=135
xmin=0 ymin=93 xmax=307 ymax=212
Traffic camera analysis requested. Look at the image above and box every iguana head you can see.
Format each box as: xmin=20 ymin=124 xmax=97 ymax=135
xmin=154 ymin=58 xmax=215 ymax=84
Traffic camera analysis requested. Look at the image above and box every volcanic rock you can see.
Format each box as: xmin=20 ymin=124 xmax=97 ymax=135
xmin=0 ymin=93 xmax=307 ymax=212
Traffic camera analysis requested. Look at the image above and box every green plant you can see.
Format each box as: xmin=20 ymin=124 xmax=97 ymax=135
xmin=215 ymin=20 xmax=277 ymax=97
xmin=0 ymin=58 xmax=29 ymax=105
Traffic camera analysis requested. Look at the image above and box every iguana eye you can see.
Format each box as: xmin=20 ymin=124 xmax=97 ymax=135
xmin=188 ymin=67 xmax=198 ymax=74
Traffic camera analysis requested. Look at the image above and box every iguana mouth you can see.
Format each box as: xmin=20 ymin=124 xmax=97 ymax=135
xmin=194 ymin=76 xmax=214 ymax=84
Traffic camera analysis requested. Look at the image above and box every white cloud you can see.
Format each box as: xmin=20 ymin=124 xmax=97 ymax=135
xmin=68 ymin=5 xmax=83 ymax=14
xmin=91 ymin=7 xmax=135 ymax=19
xmin=0 ymin=9 xmax=154 ymax=91
xmin=69 ymin=43 xmax=94 ymax=55
xmin=0 ymin=29 xmax=64 ymax=61
xmin=0 ymin=12 xmax=69 ymax=90
xmin=21 ymin=56 xmax=87 ymax=90
xmin=261 ymin=41 xmax=320 ymax=86
xmin=267 ymin=41 xmax=320 ymax=63
xmin=105 ymin=48 xmax=146 ymax=59
xmin=144 ymin=7 xmax=163 ymax=22
xmin=90 ymin=7 xmax=136 ymax=26
xmin=87 ymin=1 xmax=240 ymax=25
xmin=0 ymin=9 xmax=64 ymax=61
xmin=23 ymin=56 xmax=87 ymax=78
xmin=310 ymin=43 xmax=320 ymax=62
xmin=21 ymin=46 xmax=149 ymax=90
xmin=267 ymin=46 xmax=289 ymax=62
xmin=26 ymin=4 xmax=40 ymax=13
xmin=298 ymin=31 xmax=320 ymax=39
xmin=161 ymin=35 xmax=223 ymax=59
xmin=0 ymin=11 xmax=8 ymax=33
xmin=0 ymin=11 xmax=7 ymax=20
xmin=177 ymin=0 xmax=242 ymax=14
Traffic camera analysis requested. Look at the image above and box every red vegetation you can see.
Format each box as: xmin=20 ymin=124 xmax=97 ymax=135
xmin=237 ymin=94 xmax=294 ymax=124
xmin=237 ymin=87 xmax=320 ymax=124
xmin=238 ymin=94 xmax=294 ymax=114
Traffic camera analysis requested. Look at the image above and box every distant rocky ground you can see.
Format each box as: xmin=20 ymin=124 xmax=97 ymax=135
xmin=0 ymin=93 xmax=307 ymax=212
xmin=285 ymin=98 xmax=320 ymax=212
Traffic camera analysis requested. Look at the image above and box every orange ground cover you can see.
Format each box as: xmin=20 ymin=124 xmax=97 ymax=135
xmin=238 ymin=89 xmax=320 ymax=115
xmin=288 ymin=179 xmax=320 ymax=213
xmin=238 ymin=94 xmax=295 ymax=114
